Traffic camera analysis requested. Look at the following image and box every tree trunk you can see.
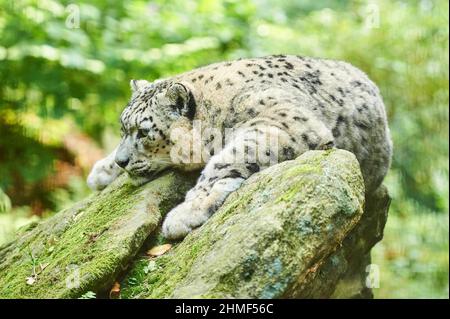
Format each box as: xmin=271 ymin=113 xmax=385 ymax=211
xmin=0 ymin=150 xmax=390 ymax=299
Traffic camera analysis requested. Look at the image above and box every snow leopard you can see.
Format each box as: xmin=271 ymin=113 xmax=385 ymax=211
xmin=87 ymin=55 xmax=393 ymax=240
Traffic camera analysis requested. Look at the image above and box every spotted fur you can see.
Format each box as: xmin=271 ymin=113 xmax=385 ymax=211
xmin=87 ymin=55 xmax=393 ymax=239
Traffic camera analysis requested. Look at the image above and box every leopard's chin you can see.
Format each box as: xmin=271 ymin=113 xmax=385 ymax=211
xmin=129 ymin=174 xmax=152 ymax=187
xmin=127 ymin=168 xmax=167 ymax=186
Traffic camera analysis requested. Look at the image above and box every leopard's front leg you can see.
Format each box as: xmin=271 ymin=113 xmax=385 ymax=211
xmin=162 ymin=125 xmax=295 ymax=239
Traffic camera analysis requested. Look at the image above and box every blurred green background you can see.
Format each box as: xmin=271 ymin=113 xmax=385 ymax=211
xmin=0 ymin=0 xmax=448 ymax=298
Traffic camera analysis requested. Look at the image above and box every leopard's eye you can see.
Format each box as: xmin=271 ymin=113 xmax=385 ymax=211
xmin=136 ymin=128 xmax=150 ymax=139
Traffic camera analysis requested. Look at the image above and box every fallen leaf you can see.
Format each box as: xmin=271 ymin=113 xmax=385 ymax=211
xmin=146 ymin=244 xmax=172 ymax=257
xmin=109 ymin=281 xmax=120 ymax=299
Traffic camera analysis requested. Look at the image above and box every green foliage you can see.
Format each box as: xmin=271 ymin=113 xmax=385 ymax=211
xmin=0 ymin=205 xmax=39 ymax=245
xmin=373 ymin=212 xmax=449 ymax=298
xmin=0 ymin=0 xmax=448 ymax=298
xmin=0 ymin=188 xmax=11 ymax=213
xmin=78 ymin=291 xmax=96 ymax=299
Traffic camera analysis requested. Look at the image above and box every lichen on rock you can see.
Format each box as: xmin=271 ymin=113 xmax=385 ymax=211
xmin=121 ymin=150 xmax=371 ymax=299
xmin=0 ymin=149 xmax=389 ymax=299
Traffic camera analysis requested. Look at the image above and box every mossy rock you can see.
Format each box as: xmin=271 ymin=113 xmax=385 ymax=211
xmin=0 ymin=149 xmax=389 ymax=299
xmin=0 ymin=171 xmax=196 ymax=298
xmin=121 ymin=150 xmax=368 ymax=298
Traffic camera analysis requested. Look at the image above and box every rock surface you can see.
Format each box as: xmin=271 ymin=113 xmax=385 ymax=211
xmin=0 ymin=149 xmax=390 ymax=299
xmin=121 ymin=150 xmax=371 ymax=298
xmin=0 ymin=171 xmax=196 ymax=298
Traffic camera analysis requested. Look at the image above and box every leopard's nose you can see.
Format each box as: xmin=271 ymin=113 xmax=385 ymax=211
xmin=115 ymin=157 xmax=129 ymax=169
xmin=115 ymin=139 xmax=131 ymax=169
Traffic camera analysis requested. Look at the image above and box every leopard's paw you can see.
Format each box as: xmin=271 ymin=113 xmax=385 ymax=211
xmin=87 ymin=154 xmax=122 ymax=191
xmin=162 ymin=201 xmax=209 ymax=240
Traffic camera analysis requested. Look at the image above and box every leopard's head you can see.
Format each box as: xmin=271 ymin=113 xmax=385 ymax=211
xmin=116 ymin=79 xmax=195 ymax=181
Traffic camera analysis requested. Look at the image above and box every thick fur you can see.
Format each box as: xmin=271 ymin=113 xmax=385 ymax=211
xmin=87 ymin=55 xmax=393 ymax=239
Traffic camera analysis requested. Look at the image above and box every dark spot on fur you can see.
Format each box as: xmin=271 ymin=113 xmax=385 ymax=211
xmin=332 ymin=127 xmax=340 ymax=138
xmin=285 ymin=62 xmax=294 ymax=69
xmin=247 ymin=108 xmax=257 ymax=116
xmin=293 ymin=116 xmax=307 ymax=122
xmin=282 ymin=146 xmax=295 ymax=159
xmin=308 ymin=142 xmax=318 ymax=149
xmin=225 ymin=79 xmax=234 ymax=86
xmin=208 ymin=177 xmax=218 ymax=183
xmin=246 ymin=163 xmax=260 ymax=173
xmin=214 ymin=163 xmax=231 ymax=170
xmin=337 ymin=115 xmax=345 ymax=124
xmin=225 ymin=169 xmax=244 ymax=179
xmin=355 ymin=121 xmax=370 ymax=130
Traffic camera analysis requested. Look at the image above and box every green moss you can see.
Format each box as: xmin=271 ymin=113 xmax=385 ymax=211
xmin=1 ymin=150 xmax=366 ymax=299
xmin=0 ymin=171 xmax=196 ymax=298
xmin=121 ymin=150 xmax=365 ymax=299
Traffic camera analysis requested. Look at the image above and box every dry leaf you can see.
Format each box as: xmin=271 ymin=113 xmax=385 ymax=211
xmin=109 ymin=281 xmax=120 ymax=299
xmin=146 ymin=244 xmax=172 ymax=257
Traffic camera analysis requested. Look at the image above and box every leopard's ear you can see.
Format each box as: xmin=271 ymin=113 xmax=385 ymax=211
xmin=130 ymin=79 xmax=151 ymax=93
xmin=166 ymin=82 xmax=196 ymax=120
